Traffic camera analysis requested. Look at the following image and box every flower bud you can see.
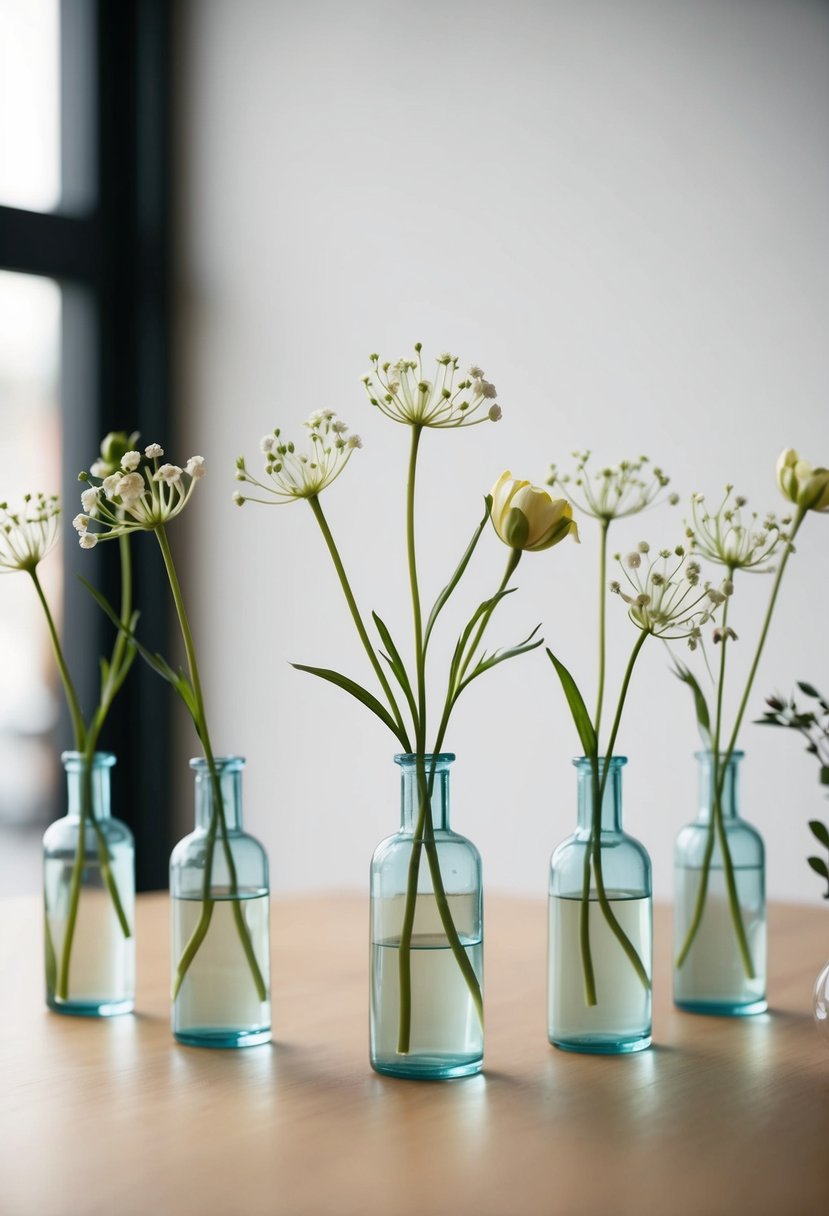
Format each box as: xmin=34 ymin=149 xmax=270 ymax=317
xmin=490 ymin=471 xmax=579 ymax=552
xmin=777 ymin=448 xmax=829 ymax=512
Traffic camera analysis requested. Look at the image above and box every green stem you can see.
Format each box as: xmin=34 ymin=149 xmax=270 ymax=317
xmin=407 ymin=426 xmax=427 ymax=746
xmin=308 ymin=494 xmax=413 ymax=750
xmin=29 ymin=569 xmax=86 ymax=751
xmin=595 ymin=520 xmax=609 ymax=739
xmin=457 ymin=548 xmax=522 ymax=686
xmin=155 ymin=527 xmax=266 ymax=1003
xmin=579 ymin=632 xmax=651 ymax=1002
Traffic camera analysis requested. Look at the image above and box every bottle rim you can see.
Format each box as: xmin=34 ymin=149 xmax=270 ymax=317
xmin=60 ymin=750 xmax=116 ymax=769
xmin=572 ymin=755 xmax=627 ymax=769
xmin=189 ymin=755 xmax=246 ymax=771
xmin=394 ymin=752 xmax=455 ymax=768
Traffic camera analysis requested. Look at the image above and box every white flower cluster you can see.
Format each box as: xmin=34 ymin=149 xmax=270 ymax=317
xmin=0 ymin=493 xmax=60 ymax=573
xmin=686 ymin=487 xmax=789 ymax=573
xmin=548 ymin=452 xmax=676 ymax=523
xmin=362 ymin=344 xmax=502 ymax=428
xmin=234 ymin=411 xmax=361 ymax=505
xmin=74 ymin=444 xmax=206 ymax=547
xmin=610 ymin=542 xmax=725 ymax=648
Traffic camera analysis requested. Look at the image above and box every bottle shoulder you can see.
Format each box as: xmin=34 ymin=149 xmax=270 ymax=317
xmin=675 ymin=817 xmax=764 ymax=865
xmin=43 ymin=815 xmax=134 ymax=850
xmin=170 ymin=827 xmax=268 ymax=867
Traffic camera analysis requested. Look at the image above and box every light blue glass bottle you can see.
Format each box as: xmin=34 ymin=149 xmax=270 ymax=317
xmin=548 ymin=756 xmax=652 ymax=1054
xmin=370 ymin=753 xmax=483 ymax=1079
xmin=674 ymin=750 xmax=767 ymax=1015
xmin=42 ymin=751 xmax=135 ymax=1016
xmin=170 ymin=756 xmax=271 ymax=1048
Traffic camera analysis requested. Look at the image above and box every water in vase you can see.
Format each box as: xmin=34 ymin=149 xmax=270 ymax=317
xmin=371 ymin=892 xmax=483 ymax=1075
xmin=548 ymin=892 xmax=652 ymax=1051
xmin=45 ymin=853 xmax=135 ymax=1012
xmin=172 ymin=890 xmax=271 ymax=1045
xmin=674 ymin=865 xmax=766 ymax=1012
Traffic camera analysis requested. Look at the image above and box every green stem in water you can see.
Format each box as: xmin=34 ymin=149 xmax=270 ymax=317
xmin=579 ymin=631 xmax=651 ymax=1005
xmin=308 ymin=494 xmax=413 ymax=750
xmin=29 ymin=568 xmax=86 ymax=750
xmin=155 ymin=526 xmax=266 ymax=1003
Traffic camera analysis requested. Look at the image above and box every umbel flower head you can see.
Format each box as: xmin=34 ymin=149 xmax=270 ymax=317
xmin=610 ymin=542 xmax=724 ymax=648
xmin=686 ymin=487 xmax=789 ymax=573
xmin=0 ymin=493 xmax=60 ymax=573
xmin=75 ymin=443 xmax=206 ymax=547
xmin=361 ymin=344 xmax=502 ymax=428
xmin=777 ymin=448 xmax=829 ymax=512
xmin=490 ymin=471 xmax=579 ymax=551
xmin=548 ymin=452 xmax=677 ymax=523
xmin=234 ymin=411 xmax=362 ymax=506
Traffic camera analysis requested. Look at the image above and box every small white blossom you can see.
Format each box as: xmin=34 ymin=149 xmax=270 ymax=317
xmin=90 ymin=460 xmax=107 ymax=478
xmin=116 ymin=473 xmax=146 ymax=504
xmin=72 ymin=514 xmax=90 ymax=533
xmin=260 ymin=435 xmax=276 ymax=455
xmin=102 ymin=473 xmax=121 ymax=497
xmin=185 ymin=456 xmax=206 ymax=479
xmin=363 ymin=345 xmax=501 ymax=428
xmin=155 ymin=464 xmax=183 ymax=484
xmin=81 ymin=487 xmax=100 ymax=515
xmin=79 ymin=532 xmax=98 ymax=549
xmin=121 ymin=451 xmax=142 ymax=472
xmin=144 ymin=443 xmax=164 ymax=459
xmin=236 ymin=412 xmax=360 ymax=505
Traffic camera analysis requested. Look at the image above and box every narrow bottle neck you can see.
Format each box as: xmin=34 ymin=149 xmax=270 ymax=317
xmin=575 ymin=758 xmax=625 ymax=834
xmin=697 ymin=751 xmax=742 ymax=822
xmin=398 ymin=756 xmax=452 ymax=832
xmin=192 ymin=759 xmax=245 ymax=831
xmin=62 ymin=752 xmax=114 ymax=820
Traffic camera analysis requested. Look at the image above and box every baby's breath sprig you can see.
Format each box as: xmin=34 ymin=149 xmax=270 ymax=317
xmin=686 ymin=486 xmax=790 ymax=573
xmin=611 ymin=543 xmax=725 ymax=647
xmin=0 ymin=493 xmax=60 ymax=573
xmin=361 ymin=344 xmax=502 ymax=429
xmin=548 ymin=451 xmax=677 ymax=523
xmin=233 ymin=411 xmax=361 ymax=506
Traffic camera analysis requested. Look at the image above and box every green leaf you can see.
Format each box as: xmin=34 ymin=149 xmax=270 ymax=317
xmin=456 ymin=625 xmax=544 ymax=697
xmin=372 ymin=612 xmax=418 ymax=725
xmin=809 ymin=820 xmax=829 ymax=849
xmin=672 ymin=660 xmax=713 ymax=749
xmin=546 ymin=649 xmax=597 ymax=757
xmin=797 ymin=681 xmax=820 ymax=699
xmin=449 ymin=587 xmax=516 ymax=694
xmin=807 ymin=855 xmax=829 ymax=880
xmin=820 ymin=768 xmax=829 ymax=788
xmin=291 ymin=663 xmax=408 ymax=747
xmin=424 ymin=496 xmax=492 ymax=652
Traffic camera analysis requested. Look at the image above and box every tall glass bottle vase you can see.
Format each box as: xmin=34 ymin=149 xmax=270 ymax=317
xmin=370 ymin=753 xmax=483 ymax=1079
xmin=548 ymin=756 xmax=652 ymax=1054
xmin=42 ymin=751 xmax=135 ymax=1016
xmin=674 ymin=750 xmax=767 ymax=1015
xmin=170 ymin=756 xmax=271 ymax=1048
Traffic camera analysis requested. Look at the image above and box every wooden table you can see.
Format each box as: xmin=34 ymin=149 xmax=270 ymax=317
xmin=2 ymin=894 xmax=828 ymax=1216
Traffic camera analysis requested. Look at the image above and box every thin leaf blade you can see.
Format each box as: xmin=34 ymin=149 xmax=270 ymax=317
xmin=546 ymin=649 xmax=597 ymax=757
xmin=292 ymin=663 xmax=407 ymax=747
xmin=424 ymin=496 xmax=493 ymax=652
xmin=672 ymin=660 xmax=713 ymax=749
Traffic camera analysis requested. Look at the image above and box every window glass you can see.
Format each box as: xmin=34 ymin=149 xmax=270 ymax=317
xmin=0 ymin=0 xmax=61 ymax=212
xmin=0 ymin=270 xmax=62 ymax=892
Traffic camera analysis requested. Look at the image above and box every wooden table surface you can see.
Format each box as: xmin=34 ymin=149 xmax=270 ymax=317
xmin=2 ymin=893 xmax=828 ymax=1216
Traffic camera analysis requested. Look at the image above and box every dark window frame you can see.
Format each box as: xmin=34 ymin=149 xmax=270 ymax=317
xmin=0 ymin=0 xmax=174 ymax=889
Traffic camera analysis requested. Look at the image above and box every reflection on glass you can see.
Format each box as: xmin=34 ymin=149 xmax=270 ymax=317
xmin=0 ymin=271 xmax=62 ymax=888
xmin=0 ymin=0 xmax=61 ymax=212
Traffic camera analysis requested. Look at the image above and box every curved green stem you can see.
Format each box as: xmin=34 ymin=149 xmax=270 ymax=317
xmin=457 ymin=548 xmax=522 ymax=686
xmin=308 ymin=494 xmax=413 ymax=750
xmin=155 ymin=527 xmax=265 ymax=1002
xmin=579 ymin=631 xmax=651 ymax=1003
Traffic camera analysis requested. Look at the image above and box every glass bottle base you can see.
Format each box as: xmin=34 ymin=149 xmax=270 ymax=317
xmin=549 ymin=1032 xmax=651 ymax=1055
xmin=174 ymin=1026 xmax=272 ymax=1049
xmin=674 ymin=996 xmax=768 ymax=1017
xmin=371 ymin=1053 xmax=483 ymax=1080
xmin=47 ymin=995 xmax=134 ymax=1017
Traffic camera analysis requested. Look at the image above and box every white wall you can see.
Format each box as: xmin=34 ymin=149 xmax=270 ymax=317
xmin=175 ymin=0 xmax=829 ymax=901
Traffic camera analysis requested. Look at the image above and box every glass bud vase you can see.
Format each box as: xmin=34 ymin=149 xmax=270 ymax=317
xmin=548 ymin=756 xmax=652 ymax=1054
xmin=42 ymin=751 xmax=135 ymax=1016
xmin=673 ymin=750 xmax=767 ymax=1016
xmin=170 ymin=756 xmax=271 ymax=1048
xmin=370 ymin=753 xmax=483 ymax=1079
